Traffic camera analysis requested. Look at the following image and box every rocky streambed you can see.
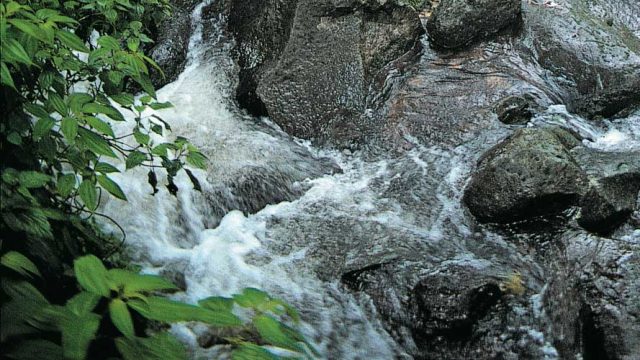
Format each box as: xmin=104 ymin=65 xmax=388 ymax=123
xmin=119 ymin=0 xmax=640 ymax=358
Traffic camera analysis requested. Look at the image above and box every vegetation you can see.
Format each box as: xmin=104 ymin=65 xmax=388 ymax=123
xmin=0 ymin=0 xmax=314 ymax=358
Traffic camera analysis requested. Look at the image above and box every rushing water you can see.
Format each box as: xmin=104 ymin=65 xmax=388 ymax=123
xmin=99 ymin=2 xmax=640 ymax=359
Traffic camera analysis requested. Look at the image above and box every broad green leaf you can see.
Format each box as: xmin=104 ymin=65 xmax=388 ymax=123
xmin=85 ymin=116 xmax=115 ymax=137
xmin=253 ymin=315 xmax=302 ymax=353
xmin=110 ymin=298 xmax=135 ymax=338
xmin=77 ymin=127 xmax=116 ymax=157
xmin=47 ymin=92 xmax=68 ymax=115
xmin=7 ymin=132 xmax=22 ymax=145
xmin=4 ymin=340 xmax=63 ymax=360
xmin=125 ymin=150 xmax=146 ymax=169
xmin=61 ymin=312 xmax=101 ymax=360
xmin=116 ymin=333 xmax=187 ymax=360
xmin=56 ymin=30 xmax=89 ymax=52
xmin=8 ymin=19 xmax=50 ymax=43
xmin=57 ymin=173 xmax=76 ymax=197
xmin=61 ymin=117 xmax=78 ymax=141
xmin=78 ymin=179 xmax=98 ymax=210
xmin=95 ymin=162 xmax=120 ymax=173
xmin=132 ymin=129 xmax=149 ymax=145
xmin=2 ymin=38 xmax=33 ymax=66
xmin=24 ymin=103 xmax=49 ymax=118
xmin=68 ymin=93 xmax=93 ymax=114
xmin=1 ymin=62 xmax=15 ymax=89
xmin=32 ymin=116 xmax=55 ymax=139
xmin=128 ymin=296 xmax=241 ymax=326
xmin=73 ymin=255 xmax=110 ymax=296
xmin=0 ymin=251 xmax=41 ymax=278
xmin=107 ymin=269 xmax=177 ymax=294
xmin=111 ymin=93 xmax=135 ymax=107
xmin=127 ymin=37 xmax=139 ymax=52
xmin=97 ymin=175 xmax=127 ymax=200
xmin=18 ymin=171 xmax=50 ymax=188
xmin=233 ymin=288 xmax=270 ymax=308
xmin=148 ymin=102 xmax=172 ymax=110
xmin=1 ymin=280 xmax=48 ymax=304
xmin=82 ymin=102 xmax=125 ymax=121
xmin=66 ymin=292 xmax=101 ymax=315
xmin=232 ymin=343 xmax=279 ymax=360
xmin=186 ymin=151 xmax=207 ymax=169
xmin=97 ymin=35 xmax=120 ymax=50
xmin=198 ymin=296 xmax=233 ymax=312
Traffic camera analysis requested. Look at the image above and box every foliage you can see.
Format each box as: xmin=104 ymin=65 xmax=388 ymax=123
xmin=1 ymin=252 xmax=317 ymax=359
xmin=0 ymin=0 xmax=316 ymax=358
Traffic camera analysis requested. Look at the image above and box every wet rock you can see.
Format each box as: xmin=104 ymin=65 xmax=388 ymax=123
xmin=525 ymin=0 xmax=640 ymax=118
xmin=409 ymin=268 xmax=503 ymax=354
xmin=425 ymin=0 xmax=521 ymax=49
xmin=463 ymin=127 xmax=588 ymax=223
xmin=494 ymin=94 xmax=539 ymax=125
xmin=571 ymin=148 xmax=640 ymax=234
xmin=149 ymin=0 xmax=200 ymax=87
xmin=219 ymin=0 xmax=423 ymax=143
xmin=223 ymin=0 xmax=299 ymax=116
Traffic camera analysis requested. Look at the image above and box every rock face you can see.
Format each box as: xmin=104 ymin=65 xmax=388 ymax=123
xmin=149 ymin=0 xmax=200 ymax=88
xmin=221 ymin=0 xmax=423 ymax=145
xmin=426 ymin=0 xmax=521 ymax=49
xmin=463 ymin=127 xmax=587 ymax=223
xmin=525 ymin=0 xmax=640 ymax=118
xmin=571 ymin=148 xmax=640 ymax=234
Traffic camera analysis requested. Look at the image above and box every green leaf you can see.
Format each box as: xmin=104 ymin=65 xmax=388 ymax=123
xmin=32 ymin=116 xmax=55 ymax=139
xmin=82 ymin=102 xmax=125 ymax=121
xmin=8 ymin=19 xmax=50 ymax=43
xmin=110 ymin=298 xmax=135 ymax=338
xmin=7 ymin=132 xmax=22 ymax=145
xmin=107 ymin=269 xmax=177 ymax=294
xmin=186 ymin=151 xmax=207 ymax=169
xmin=232 ymin=343 xmax=279 ymax=360
xmin=24 ymin=103 xmax=49 ymax=118
xmin=77 ymin=127 xmax=116 ymax=157
xmin=125 ymin=150 xmax=147 ymax=169
xmin=133 ymin=129 xmax=149 ymax=145
xmin=61 ymin=117 xmax=78 ymax=141
xmin=253 ymin=315 xmax=302 ymax=353
xmin=0 ymin=251 xmax=41 ymax=278
xmin=97 ymin=35 xmax=120 ymax=50
xmin=128 ymin=296 xmax=241 ymax=326
xmin=95 ymin=162 xmax=120 ymax=173
xmin=68 ymin=93 xmax=93 ymax=114
xmin=2 ymin=38 xmax=33 ymax=66
xmin=78 ymin=179 xmax=99 ymax=211
xmin=18 ymin=171 xmax=50 ymax=188
xmin=73 ymin=255 xmax=110 ymax=296
xmin=57 ymin=173 xmax=77 ymax=197
xmin=2 ymin=280 xmax=48 ymax=304
xmin=4 ymin=340 xmax=63 ymax=360
xmin=198 ymin=296 xmax=233 ymax=312
xmin=116 ymin=333 xmax=187 ymax=360
xmin=85 ymin=116 xmax=115 ymax=137
xmin=48 ymin=92 xmax=68 ymax=115
xmin=233 ymin=288 xmax=270 ymax=308
xmin=56 ymin=30 xmax=89 ymax=52
xmin=149 ymin=102 xmax=172 ymax=110
xmin=111 ymin=93 xmax=135 ymax=107
xmin=61 ymin=312 xmax=101 ymax=360
xmin=127 ymin=37 xmax=139 ymax=52
xmin=97 ymin=175 xmax=127 ymax=200
xmin=66 ymin=292 xmax=101 ymax=315
xmin=1 ymin=62 xmax=16 ymax=89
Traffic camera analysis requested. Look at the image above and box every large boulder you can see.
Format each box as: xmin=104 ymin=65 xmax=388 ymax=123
xmin=463 ymin=127 xmax=588 ymax=223
xmin=571 ymin=148 xmax=640 ymax=234
xmin=220 ymin=0 xmax=423 ymax=145
xmin=525 ymin=0 xmax=640 ymax=118
xmin=426 ymin=0 xmax=521 ymax=49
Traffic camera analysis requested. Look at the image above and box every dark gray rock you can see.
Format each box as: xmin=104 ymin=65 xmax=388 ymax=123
xmin=571 ymin=148 xmax=640 ymax=234
xmin=463 ymin=127 xmax=588 ymax=223
xmin=218 ymin=0 xmax=423 ymax=144
xmin=525 ymin=0 xmax=640 ymax=118
xmin=149 ymin=0 xmax=200 ymax=87
xmin=425 ymin=0 xmax=521 ymax=49
xmin=494 ymin=94 xmax=539 ymax=125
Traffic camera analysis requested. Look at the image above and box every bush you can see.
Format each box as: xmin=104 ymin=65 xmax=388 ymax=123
xmin=0 ymin=0 xmax=314 ymax=358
